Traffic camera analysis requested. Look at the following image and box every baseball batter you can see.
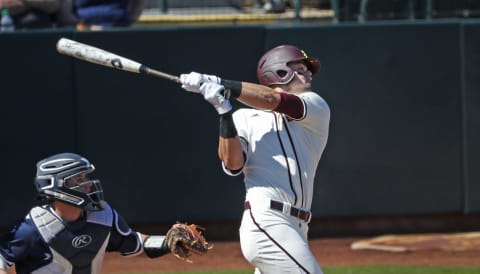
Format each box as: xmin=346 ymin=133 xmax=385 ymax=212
xmin=180 ymin=45 xmax=330 ymax=274
xmin=0 ymin=153 xmax=209 ymax=274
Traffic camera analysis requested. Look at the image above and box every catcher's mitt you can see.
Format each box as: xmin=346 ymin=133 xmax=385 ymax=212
xmin=165 ymin=222 xmax=212 ymax=262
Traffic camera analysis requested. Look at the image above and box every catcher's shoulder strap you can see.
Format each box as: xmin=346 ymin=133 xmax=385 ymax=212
xmin=29 ymin=206 xmax=65 ymax=243
xmin=30 ymin=203 xmax=115 ymax=244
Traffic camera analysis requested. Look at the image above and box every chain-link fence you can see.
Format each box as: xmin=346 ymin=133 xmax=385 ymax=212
xmin=138 ymin=0 xmax=334 ymax=26
xmin=137 ymin=0 xmax=480 ymax=26
xmin=144 ymin=0 xmax=327 ymax=13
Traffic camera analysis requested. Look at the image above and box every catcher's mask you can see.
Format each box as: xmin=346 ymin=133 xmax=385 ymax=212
xmin=34 ymin=152 xmax=104 ymax=211
xmin=257 ymin=45 xmax=320 ymax=86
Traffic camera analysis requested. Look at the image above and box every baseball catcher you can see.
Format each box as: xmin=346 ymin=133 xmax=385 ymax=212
xmin=144 ymin=222 xmax=212 ymax=262
xmin=0 ymin=153 xmax=212 ymax=274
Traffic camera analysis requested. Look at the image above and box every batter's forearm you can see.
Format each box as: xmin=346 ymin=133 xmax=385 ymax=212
xmin=218 ymin=137 xmax=244 ymax=171
xmin=218 ymin=112 xmax=244 ymax=170
xmin=237 ymin=82 xmax=280 ymax=110
xmin=240 ymin=82 xmax=305 ymax=119
xmin=221 ymin=80 xmax=280 ymax=110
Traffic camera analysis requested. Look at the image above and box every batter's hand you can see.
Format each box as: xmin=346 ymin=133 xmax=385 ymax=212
xmin=180 ymin=72 xmax=221 ymax=93
xmin=199 ymin=82 xmax=232 ymax=114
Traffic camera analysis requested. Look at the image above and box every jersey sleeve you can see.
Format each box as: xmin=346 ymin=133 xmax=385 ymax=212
xmin=106 ymin=209 xmax=143 ymax=257
xmin=297 ymin=91 xmax=330 ymax=134
xmin=0 ymin=218 xmax=38 ymax=268
xmin=273 ymin=92 xmax=305 ymax=120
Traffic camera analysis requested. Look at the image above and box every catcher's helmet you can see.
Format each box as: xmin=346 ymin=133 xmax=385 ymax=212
xmin=34 ymin=153 xmax=104 ymax=211
xmin=257 ymin=45 xmax=320 ymax=86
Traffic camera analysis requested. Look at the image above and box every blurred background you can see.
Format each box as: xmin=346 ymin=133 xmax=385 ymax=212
xmin=138 ymin=0 xmax=480 ymax=24
xmin=1 ymin=0 xmax=480 ymax=240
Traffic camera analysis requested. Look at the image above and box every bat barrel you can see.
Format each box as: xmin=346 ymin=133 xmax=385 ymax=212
xmin=56 ymin=37 xmax=181 ymax=84
xmin=56 ymin=37 xmax=143 ymax=73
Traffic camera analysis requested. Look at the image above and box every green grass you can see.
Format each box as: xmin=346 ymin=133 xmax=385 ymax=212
xmin=117 ymin=271 xmax=250 ymax=274
xmin=323 ymin=265 xmax=480 ymax=274
xmin=116 ymin=266 xmax=480 ymax=274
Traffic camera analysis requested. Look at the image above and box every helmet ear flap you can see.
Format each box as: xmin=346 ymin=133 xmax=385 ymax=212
xmin=276 ymin=70 xmax=288 ymax=78
xmin=34 ymin=176 xmax=53 ymax=205
xmin=35 ymin=176 xmax=54 ymax=191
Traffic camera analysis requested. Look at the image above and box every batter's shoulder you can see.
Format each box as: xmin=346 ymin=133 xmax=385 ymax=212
xmin=300 ymin=92 xmax=330 ymax=111
xmin=300 ymin=91 xmax=327 ymax=102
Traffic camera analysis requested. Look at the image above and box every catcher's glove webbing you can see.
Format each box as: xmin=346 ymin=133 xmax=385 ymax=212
xmin=165 ymin=222 xmax=213 ymax=262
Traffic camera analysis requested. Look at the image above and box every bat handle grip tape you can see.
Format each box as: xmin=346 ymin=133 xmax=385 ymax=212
xmin=140 ymin=66 xmax=181 ymax=83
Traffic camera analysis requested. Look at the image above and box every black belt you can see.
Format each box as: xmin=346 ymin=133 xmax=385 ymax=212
xmin=244 ymin=200 xmax=311 ymax=223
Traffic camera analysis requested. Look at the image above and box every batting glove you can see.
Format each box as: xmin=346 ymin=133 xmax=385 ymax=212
xmin=199 ymin=82 xmax=232 ymax=115
xmin=180 ymin=72 xmax=221 ymax=93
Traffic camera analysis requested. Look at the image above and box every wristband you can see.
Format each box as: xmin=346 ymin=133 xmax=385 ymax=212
xmin=221 ymin=79 xmax=242 ymax=98
xmin=143 ymin=235 xmax=169 ymax=258
xmin=219 ymin=112 xmax=238 ymax=138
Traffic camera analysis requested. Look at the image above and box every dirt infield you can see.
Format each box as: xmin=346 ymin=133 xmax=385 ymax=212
xmin=99 ymin=236 xmax=480 ymax=273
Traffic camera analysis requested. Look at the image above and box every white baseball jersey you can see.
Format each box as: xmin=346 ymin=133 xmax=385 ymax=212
xmin=224 ymin=91 xmax=329 ymax=274
xmin=224 ymin=91 xmax=330 ymax=211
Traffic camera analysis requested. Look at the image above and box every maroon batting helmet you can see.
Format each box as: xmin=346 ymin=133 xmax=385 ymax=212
xmin=257 ymin=45 xmax=320 ymax=86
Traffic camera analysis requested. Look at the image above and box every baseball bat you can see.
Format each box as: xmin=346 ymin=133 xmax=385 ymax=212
xmin=56 ymin=37 xmax=180 ymax=83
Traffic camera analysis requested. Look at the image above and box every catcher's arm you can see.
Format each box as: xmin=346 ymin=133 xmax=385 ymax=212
xmin=141 ymin=233 xmax=171 ymax=258
xmin=141 ymin=222 xmax=212 ymax=262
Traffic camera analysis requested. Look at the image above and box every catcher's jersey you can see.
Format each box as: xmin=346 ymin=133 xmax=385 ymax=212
xmin=225 ymin=91 xmax=330 ymax=210
xmin=0 ymin=202 xmax=142 ymax=274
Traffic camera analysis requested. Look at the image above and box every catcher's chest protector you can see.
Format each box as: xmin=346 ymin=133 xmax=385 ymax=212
xmin=29 ymin=206 xmax=113 ymax=274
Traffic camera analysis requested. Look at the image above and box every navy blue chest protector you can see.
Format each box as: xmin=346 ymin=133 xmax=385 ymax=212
xmin=29 ymin=205 xmax=113 ymax=274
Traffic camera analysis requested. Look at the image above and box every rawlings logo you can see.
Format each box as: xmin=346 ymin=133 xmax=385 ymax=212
xmin=72 ymin=235 xmax=92 ymax=248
